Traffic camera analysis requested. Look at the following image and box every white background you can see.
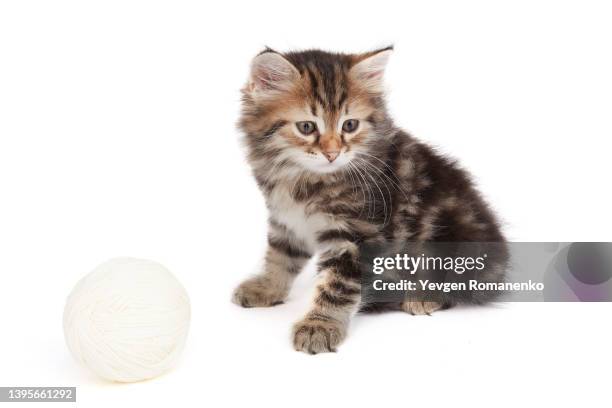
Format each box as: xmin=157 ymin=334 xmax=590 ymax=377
xmin=1 ymin=0 xmax=611 ymax=407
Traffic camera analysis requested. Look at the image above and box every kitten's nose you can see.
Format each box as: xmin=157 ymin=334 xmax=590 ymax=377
xmin=322 ymin=150 xmax=340 ymax=163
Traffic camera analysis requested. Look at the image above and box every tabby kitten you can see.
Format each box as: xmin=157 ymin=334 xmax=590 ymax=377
xmin=233 ymin=47 xmax=505 ymax=354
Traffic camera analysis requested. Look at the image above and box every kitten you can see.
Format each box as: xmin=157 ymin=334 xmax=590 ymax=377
xmin=233 ymin=47 xmax=506 ymax=354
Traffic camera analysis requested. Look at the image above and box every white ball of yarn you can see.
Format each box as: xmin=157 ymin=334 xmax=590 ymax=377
xmin=63 ymin=258 xmax=191 ymax=382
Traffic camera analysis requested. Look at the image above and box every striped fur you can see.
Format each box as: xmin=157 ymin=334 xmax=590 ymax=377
xmin=233 ymin=48 xmax=506 ymax=354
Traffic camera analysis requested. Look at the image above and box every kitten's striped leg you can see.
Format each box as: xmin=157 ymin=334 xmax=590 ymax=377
xmin=400 ymin=300 xmax=446 ymax=315
xmin=233 ymin=220 xmax=311 ymax=308
xmin=292 ymin=233 xmax=362 ymax=354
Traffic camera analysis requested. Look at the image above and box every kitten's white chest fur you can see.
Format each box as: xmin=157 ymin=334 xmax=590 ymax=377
xmin=267 ymin=186 xmax=331 ymax=252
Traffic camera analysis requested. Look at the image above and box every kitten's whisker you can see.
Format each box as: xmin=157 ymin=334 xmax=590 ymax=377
xmin=354 ymin=158 xmax=398 ymax=225
xmin=264 ymin=158 xmax=289 ymax=184
xmin=354 ymin=161 xmax=408 ymax=210
xmin=351 ymin=160 xmax=381 ymax=221
xmin=346 ymin=163 xmax=367 ymax=218
xmin=354 ymin=159 xmax=392 ymax=226
xmin=349 ymin=162 xmax=374 ymax=219
xmin=356 ymin=151 xmax=398 ymax=175
xmin=347 ymin=163 xmax=365 ymax=216
xmin=342 ymin=166 xmax=358 ymax=202
xmin=369 ymin=172 xmax=390 ymax=225
xmin=354 ymin=154 xmax=410 ymax=200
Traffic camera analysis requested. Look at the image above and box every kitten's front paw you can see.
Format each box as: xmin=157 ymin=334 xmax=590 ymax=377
xmin=292 ymin=316 xmax=346 ymax=354
xmin=232 ymin=277 xmax=287 ymax=308
xmin=401 ymin=300 xmax=445 ymax=315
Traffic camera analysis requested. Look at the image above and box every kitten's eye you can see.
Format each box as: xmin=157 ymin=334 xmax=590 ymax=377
xmin=296 ymin=121 xmax=317 ymax=135
xmin=342 ymin=119 xmax=359 ymax=133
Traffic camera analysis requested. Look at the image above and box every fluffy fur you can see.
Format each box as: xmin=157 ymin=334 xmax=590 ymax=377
xmin=233 ymin=47 xmax=506 ymax=354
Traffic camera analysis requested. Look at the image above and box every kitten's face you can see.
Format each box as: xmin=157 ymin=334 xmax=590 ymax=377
xmin=267 ymin=92 xmax=373 ymax=173
xmin=240 ymin=48 xmax=392 ymax=174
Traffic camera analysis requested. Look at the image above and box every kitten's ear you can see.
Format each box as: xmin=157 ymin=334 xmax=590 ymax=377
xmin=350 ymin=46 xmax=393 ymax=93
xmin=247 ymin=50 xmax=299 ymax=98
